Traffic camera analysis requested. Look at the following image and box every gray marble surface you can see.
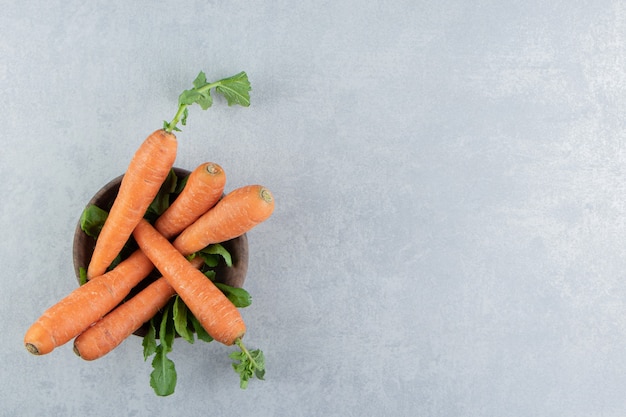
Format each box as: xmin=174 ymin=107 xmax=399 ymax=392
xmin=3 ymin=1 xmax=626 ymax=416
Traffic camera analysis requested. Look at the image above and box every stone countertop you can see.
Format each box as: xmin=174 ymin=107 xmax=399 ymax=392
xmin=2 ymin=1 xmax=626 ymax=415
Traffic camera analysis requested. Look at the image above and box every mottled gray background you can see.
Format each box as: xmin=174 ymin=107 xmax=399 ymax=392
xmin=2 ymin=1 xmax=626 ymax=416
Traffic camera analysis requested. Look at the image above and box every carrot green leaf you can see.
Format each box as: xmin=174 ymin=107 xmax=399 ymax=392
xmin=189 ymin=313 xmax=214 ymax=343
xmin=164 ymin=70 xmax=251 ymax=133
xmin=203 ymin=270 xmax=217 ymax=280
xmin=197 ymin=243 xmax=232 ymax=267
xmin=78 ymin=267 xmax=88 ymax=286
xmin=215 ymin=72 xmax=252 ymax=107
xmin=146 ymin=169 xmax=178 ymax=219
xmin=192 ymin=71 xmax=207 ymax=89
xmin=150 ymin=345 xmax=177 ymax=396
xmin=143 ymin=319 xmax=157 ymax=360
xmin=159 ymin=303 xmax=175 ymax=353
xmin=149 ymin=304 xmax=177 ymax=396
xmin=79 ymin=204 xmax=109 ymax=238
xmin=231 ymin=339 xmax=265 ymax=389
xmin=214 ymin=283 xmax=252 ymax=308
xmin=173 ymin=296 xmax=194 ymax=344
xmin=174 ymin=173 xmax=189 ymax=194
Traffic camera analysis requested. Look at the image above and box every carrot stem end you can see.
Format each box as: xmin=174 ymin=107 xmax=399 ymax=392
xmin=25 ymin=343 xmax=40 ymax=355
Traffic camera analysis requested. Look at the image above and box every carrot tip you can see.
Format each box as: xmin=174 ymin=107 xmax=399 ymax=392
xmin=73 ymin=344 xmax=82 ymax=358
xmin=205 ymin=163 xmax=221 ymax=175
xmin=25 ymin=343 xmax=40 ymax=355
xmin=260 ymin=188 xmax=273 ymax=204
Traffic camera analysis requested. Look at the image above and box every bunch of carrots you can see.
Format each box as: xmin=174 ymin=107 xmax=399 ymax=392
xmin=23 ymin=70 xmax=273 ymax=394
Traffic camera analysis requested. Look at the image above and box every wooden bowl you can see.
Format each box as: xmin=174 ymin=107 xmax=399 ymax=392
xmin=72 ymin=167 xmax=249 ymax=336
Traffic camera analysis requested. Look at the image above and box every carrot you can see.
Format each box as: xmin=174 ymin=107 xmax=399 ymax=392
xmin=72 ymin=257 xmax=205 ymax=361
xmin=87 ymin=129 xmax=177 ymax=279
xmin=154 ymin=162 xmax=225 ymax=239
xmin=133 ymin=219 xmax=246 ymax=346
xmin=24 ymin=250 xmax=155 ymax=355
xmin=173 ymin=185 xmax=274 ymax=256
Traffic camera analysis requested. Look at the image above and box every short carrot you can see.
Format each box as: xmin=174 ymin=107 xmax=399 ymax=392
xmin=72 ymin=257 xmax=205 ymax=361
xmin=133 ymin=219 xmax=246 ymax=346
xmin=24 ymin=250 xmax=155 ymax=355
xmin=87 ymin=129 xmax=177 ymax=279
xmin=154 ymin=162 xmax=225 ymax=239
xmin=173 ymin=185 xmax=274 ymax=256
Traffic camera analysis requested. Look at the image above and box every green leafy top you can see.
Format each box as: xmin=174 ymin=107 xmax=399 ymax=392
xmin=163 ymin=71 xmax=251 ymax=133
xmin=231 ymin=339 xmax=265 ymax=389
xmin=79 ymin=205 xmax=108 ymax=239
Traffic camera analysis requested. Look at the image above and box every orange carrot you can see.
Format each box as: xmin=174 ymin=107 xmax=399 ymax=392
xmin=24 ymin=250 xmax=155 ymax=355
xmin=87 ymin=129 xmax=177 ymax=279
xmin=133 ymin=219 xmax=246 ymax=346
xmin=173 ymin=185 xmax=274 ymax=256
xmin=154 ymin=162 xmax=225 ymax=239
xmin=73 ymin=257 xmax=205 ymax=361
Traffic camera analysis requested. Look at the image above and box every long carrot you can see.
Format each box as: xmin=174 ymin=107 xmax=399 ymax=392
xmin=87 ymin=129 xmax=177 ymax=279
xmin=173 ymin=184 xmax=274 ymax=256
xmin=24 ymin=250 xmax=155 ymax=355
xmin=154 ymin=162 xmax=225 ymax=239
xmin=73 ymin=257 xmax=205 ymax=361
xmin=133 ymin=219 xmax=246 ymax=346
